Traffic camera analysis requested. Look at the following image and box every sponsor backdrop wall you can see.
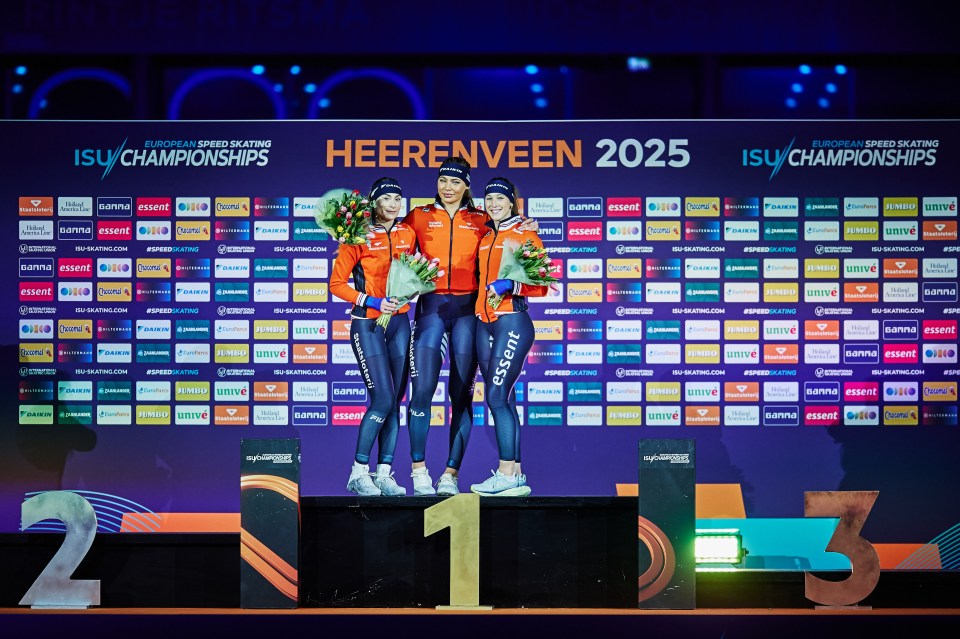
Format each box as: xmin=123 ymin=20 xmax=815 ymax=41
xmin=3 ymin=120 xmax=958 ymax=541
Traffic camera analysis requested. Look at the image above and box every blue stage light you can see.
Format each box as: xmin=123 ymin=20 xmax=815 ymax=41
xmin=627 ymin=57 xmax=650 ymax=72
xmin=251 ymin=65 xmax=266 ymax=75
xmin=530 ymin=83 xmax=544 ymax=93
xmin=525 ymin=64 xmax=539 ymax=75
xmin=835 ymin=64 xmax=847 ymax=75
xmin=791 ymin=83 xmax=803 ymax=93
xmin=13 ymin=84 xmax=23 ymax=94
xmin=818 ymin=98 xmax=830 ymax=108
xmin=535 ymin=98 xmax=548 ymax=108
xmin=274 ymin=83 xmax=283 ymax=93
xmin=319 ymin=98 xmax=331 ymax=108
xmin=799 ymin=64 xmax=812 ymax=75
xmin=785 ymin=97 xmax=797 ymax=108
xmin=304 ymin=83 xmax=317 ymax=93
xmin=15 ymin=65 xmax=28 ymax=76
xmin=825 ymin=82 xmax=837 ymax=93
xmin=290 ymin=65 xmax=301 ymax=75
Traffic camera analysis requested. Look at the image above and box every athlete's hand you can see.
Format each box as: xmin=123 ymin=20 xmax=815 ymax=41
xmin=518 ymin=217 xmax=539 ymax=232
xmin=379 ymin=297 xmax=402 ymax=314
xmin=487 ymin=279 xmax=513 ymax=297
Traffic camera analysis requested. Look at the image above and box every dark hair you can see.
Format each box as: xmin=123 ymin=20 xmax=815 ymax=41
xmin=435 ymin=156 xmax=477 ymax=211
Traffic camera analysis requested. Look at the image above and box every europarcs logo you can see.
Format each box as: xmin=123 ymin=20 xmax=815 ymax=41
xmin=74 ymin=137 xmax=272 ymax=180
xmin=742 ymin=136 xmax=937 ymax=180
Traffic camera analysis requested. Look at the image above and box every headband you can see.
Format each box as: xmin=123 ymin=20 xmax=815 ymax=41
xmin=438 ymin=160 xmax=470 ymax=187
xmin=484 ymin=179 xmax=515 ymax=203
xmin=371 ymin=180 xmax=402 ymax=200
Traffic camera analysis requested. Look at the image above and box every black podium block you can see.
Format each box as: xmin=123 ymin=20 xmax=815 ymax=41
xmin=300 ymin=497 xmax=639 ymax=608
xmin=240 ymin=438 xmax=301 ymax=609
xmin=637 ymin=438 xmax=696 ymax=609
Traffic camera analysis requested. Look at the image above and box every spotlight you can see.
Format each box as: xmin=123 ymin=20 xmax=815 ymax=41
xmin=304 ymin=83 xmax=317 ymax=94
xmin=799 ymin=64 xmax=812 ymax=75
xmin=319 ymin=98 xmax=331 ymax=108
xmin=835 ymin=64 xmax=848 ymax=75
xmin=627 ymin=57 xmax=651 ymax=72
xmin=791 ymin=83 xmax=803 ymax=93
xmin=530 ymin=83 xmax=544 ymax=93
xmin=535 ymin=98 xmax=548 ymax=109
xmin=251 ymin=64 xmax=265 ymax=75
xmin=785 ymin=97 xmax=797 ymax=109
xmin=289 ymin=65 xmax=301 ymax=75
xmin=695 ymin=528 xmax=744 ymax=569
xmin=818 ymin=98 xmax=830 ymax=109
xmin=15 ymin=66 xmax=28 ymax=76
xmin=525 ymin=64 xmax=539 ymax=75
xmin=825 ymin=82 xmax=837 ymax=93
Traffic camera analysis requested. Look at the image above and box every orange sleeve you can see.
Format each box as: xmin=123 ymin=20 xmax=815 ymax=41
xmin=329 ymin=244 xmax=363 ymax=305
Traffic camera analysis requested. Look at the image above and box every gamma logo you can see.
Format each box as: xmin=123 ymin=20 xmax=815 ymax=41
xmin=74 ymin=138 xmax=128 ymax=180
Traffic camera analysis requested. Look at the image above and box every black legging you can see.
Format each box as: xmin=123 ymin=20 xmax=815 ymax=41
xmin=408 ymin=292 xmax=479 ymax=469
xmin=350 ymin=313 xmax=411 ymax=465
xmin=475 ymin=312 xmax=535 ymax=463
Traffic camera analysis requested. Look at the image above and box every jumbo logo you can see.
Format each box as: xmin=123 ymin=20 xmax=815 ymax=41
xmin=724 ymin=320 xmax=760 ymax=341
xmin=882 ymin=196 xmax=918 ymax=217
xmin=804 ymin=259 xmax=840 ymax=279
xmin=843 ymin=221 xmax=879 ymax=241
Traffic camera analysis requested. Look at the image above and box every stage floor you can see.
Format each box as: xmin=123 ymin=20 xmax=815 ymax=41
xmin=4 ymin=607 xmax=960 ymax=639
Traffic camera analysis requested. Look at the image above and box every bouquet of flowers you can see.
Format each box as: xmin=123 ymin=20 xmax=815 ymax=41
xmin=314 ymin=188 xmax=372 ymax=245
xmin=376 ymin=252 xmax=445 ymax=329
xmin=488 ymin=239 xmax=559 ymax=309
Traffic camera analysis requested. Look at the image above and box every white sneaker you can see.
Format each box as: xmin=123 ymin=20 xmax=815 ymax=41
xmin=373 ymin=465 xmax=407 ymax=496
xmin=347 ymin=463 xmax=381 ymax=496
xmin=411 ymin=467 xmax=436 ymax=496
xmin=470 ymin=470 xmax=524 ymax=496
xmin=436 ymin=473 xmax=459 ymax=496
xmin=516 ymin=473 xmax=532 ymax=497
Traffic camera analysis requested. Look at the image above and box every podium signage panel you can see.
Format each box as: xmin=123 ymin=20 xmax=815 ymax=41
xmin=240 ymin=438 xmax=301 ymax=608
xmin=637 ymin=438 xmax=695 ymax=609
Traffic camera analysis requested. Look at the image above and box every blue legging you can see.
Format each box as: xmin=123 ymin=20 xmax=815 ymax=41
xmin=475 ymin=312 xmax=535 ymax=463
xmin=408 ymin=292 xmax=479 ymax=469
xmin=350 ymin=313 xmax=411 ymax=465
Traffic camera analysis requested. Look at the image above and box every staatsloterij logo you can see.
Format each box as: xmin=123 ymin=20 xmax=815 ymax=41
xmin=742 ymin=137 xmax=795 ymax=181
xmin=75 ymin=138 xmax=128 ymax=180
